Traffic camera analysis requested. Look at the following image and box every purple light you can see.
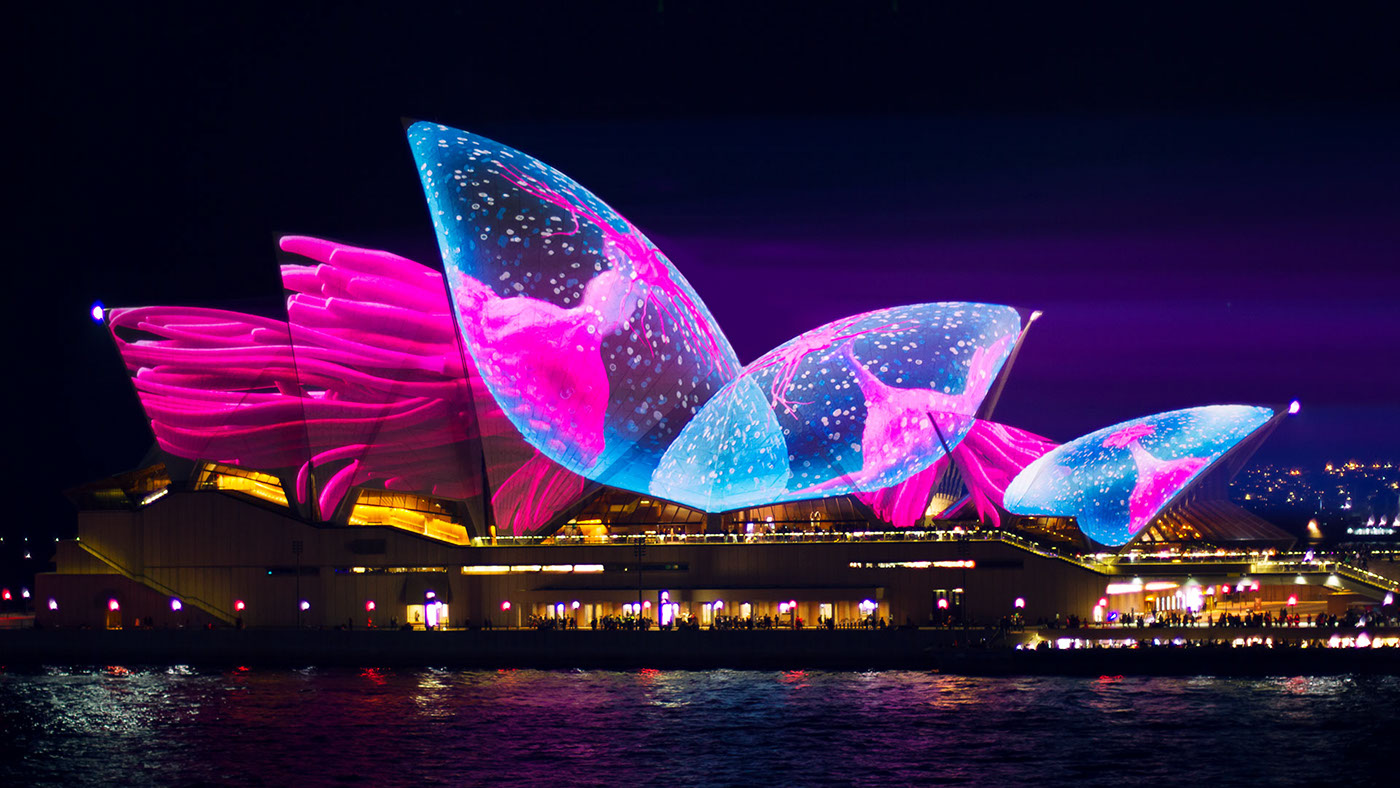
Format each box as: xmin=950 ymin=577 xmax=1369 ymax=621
xmin=170 ymin=598 xmax=182 ymax=612
xmin=107 ymin=599 xmax=120 ymax=612
xmin=1288 ymin=400 xmax=1301 ymax=415
xmin=299 ymin=600 xmax=310 ymax=611
xmin=1014 ymin=597 xmax=1026 ymax=608
xmin=47 ymin=598 xmax=57 ymax=611
xmin=90 ymin=302 xmax=105 ymax=323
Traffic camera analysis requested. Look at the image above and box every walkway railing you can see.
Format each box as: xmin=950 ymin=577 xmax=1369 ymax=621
xmin=75 ymin=540 xmax=236 ymax=625
xmin=484 ymin=528 xmax=1110 ymax=572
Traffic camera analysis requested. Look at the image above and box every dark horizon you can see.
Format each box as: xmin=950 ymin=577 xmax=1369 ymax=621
xmin=11 ymin=2 xmax=1399 ymax=545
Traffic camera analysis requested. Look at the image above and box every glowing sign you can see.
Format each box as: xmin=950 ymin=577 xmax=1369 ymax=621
xmin=1003 ymin=405 xmax=1275 ymax=546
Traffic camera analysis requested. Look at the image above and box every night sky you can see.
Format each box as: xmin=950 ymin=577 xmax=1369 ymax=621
xmin=9 ymin=2 xmax=1398 ymax=552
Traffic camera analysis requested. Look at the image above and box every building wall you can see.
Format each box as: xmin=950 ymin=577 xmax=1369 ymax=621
xmin=39 ymin=491 xmax=1112 ymax=629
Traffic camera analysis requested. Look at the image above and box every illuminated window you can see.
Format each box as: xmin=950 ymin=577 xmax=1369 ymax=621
xmin=348 ymin=490 xmax=468 ymax=545
xmin=197 ymin=463 xmax=288 ymax=507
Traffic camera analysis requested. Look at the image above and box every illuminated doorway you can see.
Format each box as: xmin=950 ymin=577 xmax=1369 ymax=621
xmin=406 ymin=602 xmax=449 ymax=630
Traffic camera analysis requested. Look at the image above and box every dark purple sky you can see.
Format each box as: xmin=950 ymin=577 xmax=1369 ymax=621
xmin=11 ymin=2 xmax=1400 ymax=541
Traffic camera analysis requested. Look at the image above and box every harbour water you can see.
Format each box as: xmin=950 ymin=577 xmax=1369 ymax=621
xmin=3 ymin=668 xmax=1397 ymax=786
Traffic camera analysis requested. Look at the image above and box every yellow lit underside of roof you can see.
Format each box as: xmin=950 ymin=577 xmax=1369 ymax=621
xmin=348 ymin=490 xmax=469 ymax=545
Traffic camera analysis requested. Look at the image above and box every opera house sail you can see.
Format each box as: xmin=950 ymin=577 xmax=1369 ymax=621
xmin=42 ymin=122 xmax=1336 ymax=632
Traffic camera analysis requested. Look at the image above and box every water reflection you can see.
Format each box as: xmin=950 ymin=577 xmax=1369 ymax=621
xmin=1 ymin=669 xmax=1396 ymax=787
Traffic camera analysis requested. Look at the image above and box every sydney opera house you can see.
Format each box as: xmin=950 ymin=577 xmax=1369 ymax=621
xmin=43 ymin=122 xmax=1384 ymax=632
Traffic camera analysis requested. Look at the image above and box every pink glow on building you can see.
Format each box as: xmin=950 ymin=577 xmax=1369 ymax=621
xmin=111 ymin=236 xmax=588 ymax=535
xmin=855 ymin=419 xmax=1057 ymax=528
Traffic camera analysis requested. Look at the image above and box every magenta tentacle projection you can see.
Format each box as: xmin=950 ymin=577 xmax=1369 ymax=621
xmin=853 ymin=456 xmax=951 ymax=528
xmin=112 ymin=236 xmax=588 ymax=535
xmin=739 ymin=314 xmax=908 ymax=417
xmin=946 ymin=420 xmax=1059 ymax=527
xmin=855 ymin=419 xmax=1057 ymax=528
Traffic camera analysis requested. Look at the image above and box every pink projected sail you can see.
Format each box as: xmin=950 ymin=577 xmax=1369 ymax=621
xmin=112 ymin=237 xmax=588 ymax=536
xmin=854 ymin=420 xmax=1058 ymax=528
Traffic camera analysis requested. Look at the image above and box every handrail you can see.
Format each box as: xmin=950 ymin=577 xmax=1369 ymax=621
xmin=75 ymin=540 xmax=236 ymax=625
xmin=483 ymin=528 xmax=1110 ymax=572
xmin=1329 ymin=562 xmax=1400 ymax=593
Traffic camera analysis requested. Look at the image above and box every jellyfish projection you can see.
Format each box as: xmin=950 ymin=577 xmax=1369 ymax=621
xmin=102 ymin=120 xmax=1293 ymax=546
xmin=649 ymin=303 xmax=1022 ymax=511
xmin=1002 ymin=406 xmax=1277 ymax=546
xmin=408 ymin=123 xmax=742 ymax=498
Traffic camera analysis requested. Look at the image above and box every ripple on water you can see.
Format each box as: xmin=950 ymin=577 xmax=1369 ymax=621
xmin=1 ymin=669 xmax=1398 ymax=787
